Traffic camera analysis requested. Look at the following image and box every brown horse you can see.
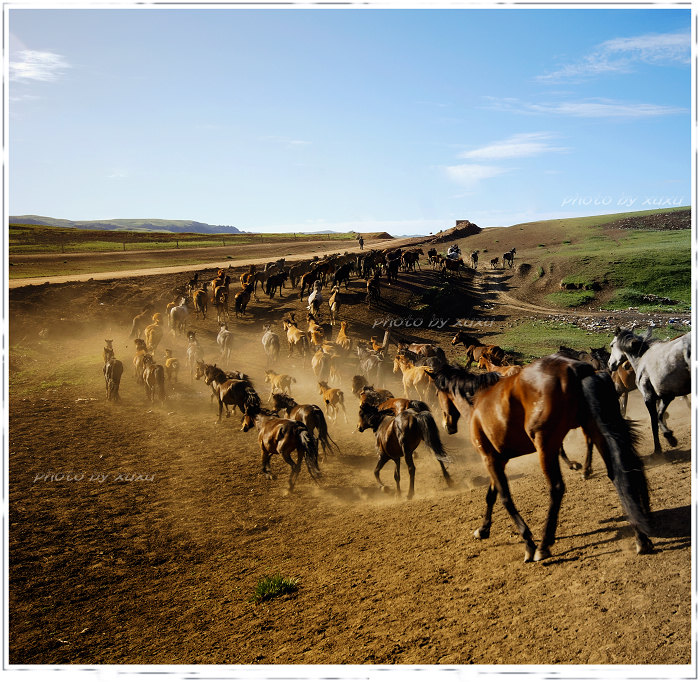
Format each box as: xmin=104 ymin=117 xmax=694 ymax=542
xmin=451 ymin=330 xmax=482 ymax=350
xmin=103 ymin=347 xmax=123 ymax=401
xmin=358 ymin=385 xmax=395 ymax=406
xmin=241 ymin=404 xmax=322 ymax=491
xmin=377 ymin=397 xmax=431 ymax=414
xmin=144 ymin=313 xmax=165 ymax=353
xmin=427 ymin=357 xmax=653 ymax=562
xmin=202 ymin=363 xmax=260 ymax=422
xmin=129 ymin=304 xmax=154 ymax=338
xmin=234 ymin=283 xmax=254 ymax=318
xmin=271 ymin=393 xmax=341 ymax=461
xmin=141 ymin=354 xmax=165 ymax=404
xmin=463 ymin=344 xmax=506 ymax=367
xmin=193 ymin=287 xmax=208 ymax=320
xmin=356 ymin=402 xmax=452 ymax=500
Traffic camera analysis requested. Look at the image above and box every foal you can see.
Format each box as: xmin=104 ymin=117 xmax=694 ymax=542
xmin=318 ymin=381 xmax=348 ymax=424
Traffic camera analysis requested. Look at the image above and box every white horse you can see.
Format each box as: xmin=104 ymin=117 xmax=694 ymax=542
xmin=217 ymin=323 xmax=233 ymax=363
xmin=261 ymin=324 xmax=280 ymax=365
xmin=307 ymin=280 xmax=323 ymax=316
xmin=169 ymin=298 xmax=190 ymax=336
xmin=608 ymin=327 xmax=691 ymax=453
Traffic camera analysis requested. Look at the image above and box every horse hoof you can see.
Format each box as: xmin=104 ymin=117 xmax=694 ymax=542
xmin=534 ymin=547 xmax=551 ymax=562
xmin=636 ymin=538 xmax=654 ymax=555
xmin=473 ymin=528 xmax=489 ymax=540
xmin=664 ymin=433 xmax=678 ymax=447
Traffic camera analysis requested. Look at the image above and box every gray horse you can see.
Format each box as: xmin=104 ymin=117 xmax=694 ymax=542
xmin=608 ymin=327 xmax=690 ymax=453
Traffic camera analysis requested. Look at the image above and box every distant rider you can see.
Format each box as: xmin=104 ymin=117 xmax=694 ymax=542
xmin=447 ymin=244 xmax=461 ymax=260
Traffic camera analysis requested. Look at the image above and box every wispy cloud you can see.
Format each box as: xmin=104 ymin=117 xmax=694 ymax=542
xmin=459 ymin=132 xmax=568 ymax=160
xmin=444 ymin=164 xmax=509 ymax=189
xmin=485 ymin=96 xmax=686 ymax=118
xmin=538 ymin=30 xmax=690 ymax=82
xmin=10 ymin=50 xmax=70 ymax=82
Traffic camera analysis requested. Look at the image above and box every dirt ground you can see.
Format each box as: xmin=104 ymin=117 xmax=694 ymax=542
xmin=8 ymin=246 xmax=692 ymax=670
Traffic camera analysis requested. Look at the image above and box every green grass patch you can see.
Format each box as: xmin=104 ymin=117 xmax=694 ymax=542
xmin=250 ymin=573 xmax=299 ymax=604
xmin=546 ymin=290 xmax=597 ymax=308
xmin=496 ymin=320 xmax=611 ymax=361
xmin=560 ymin=274 xmax=598 ymax=290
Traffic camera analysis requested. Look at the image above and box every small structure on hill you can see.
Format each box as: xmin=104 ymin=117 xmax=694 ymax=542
xmin=430 ymin=220 xmax=482 ymax=244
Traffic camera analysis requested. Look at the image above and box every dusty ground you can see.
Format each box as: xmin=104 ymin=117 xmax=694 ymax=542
xmin=8 ymin=245 xmax=692 ymax=669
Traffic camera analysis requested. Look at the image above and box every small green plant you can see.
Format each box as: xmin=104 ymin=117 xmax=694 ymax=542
xmin=250 ymin=573 xmax=299 ymax=604
xmin=535 ymin=266 xmax=545 ymax=279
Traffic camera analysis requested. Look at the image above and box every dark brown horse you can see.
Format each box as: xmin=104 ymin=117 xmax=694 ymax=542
xmin=451 ymin=330 xmax=482 ymax=349
xmin=103 ymin=347 xmax=124 ymax=401
xmin=241 ymin=404 xmax=322 ymax=491
xmin=202 ymin=363 xmax=260 ymax=422
xmin=271 ymin=393 xmax=340 ymax=461
xmin=357 ymin=402 xmax=452 ymax=500
xmin=427 ymin=357 xmax=653 ymax=562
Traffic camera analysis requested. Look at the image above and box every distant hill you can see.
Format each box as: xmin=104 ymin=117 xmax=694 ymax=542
xmin=9 ymin=215 xmax=244 ymax=234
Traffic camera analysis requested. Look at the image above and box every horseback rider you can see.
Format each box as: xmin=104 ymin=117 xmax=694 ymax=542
xmin=446 ymin=244 xmax=461 ymax=260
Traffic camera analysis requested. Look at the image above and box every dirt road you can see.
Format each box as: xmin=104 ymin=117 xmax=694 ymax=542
xmin=8 ymin=237 xmax=414 ymax=288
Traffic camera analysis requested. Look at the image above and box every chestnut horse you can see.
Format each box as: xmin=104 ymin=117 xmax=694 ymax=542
xmin=427 ymin=356 xmax=653 ymax=562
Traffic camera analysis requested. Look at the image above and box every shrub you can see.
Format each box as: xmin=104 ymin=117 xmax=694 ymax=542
xmin=250 ymin=573 xmax=299 ymax=604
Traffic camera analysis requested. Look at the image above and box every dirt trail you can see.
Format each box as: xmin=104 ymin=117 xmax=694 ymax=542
xmin=8 ymin=237 xmax=414 ymax=288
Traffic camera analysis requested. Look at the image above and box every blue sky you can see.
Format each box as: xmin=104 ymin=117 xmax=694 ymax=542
xmin=8 ymin=5 xmax=692 ymax=234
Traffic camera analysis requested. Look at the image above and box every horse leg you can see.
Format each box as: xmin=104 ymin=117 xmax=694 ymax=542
xmin=657 ymin=395 xmax=678 ymax=447
xmin=374 ymin=451 xmax=391 ymax=493
xmin=261 ymin=447 xmax=275 ymax=480
xmin=582 ymin=434 xmax=594 ymax=479
xmin=619 ymin=390 xmax=628 ymax=417
xmin=474 ymin=484 xmax=498 ymax=540
xmin=535 ymin=444 xmax=566 ymax=561
xmin=480 ymin=453 xmax=537 ymax=562
xmin=280 ymin=450 xmax=300 ymax=491
xmin=644 ymin=395 xmax=663 ymax=454
xmin=403 ymin=449 xmax=416 ymax=500
xmin=559 ymin=445 xmax=582 ymax=471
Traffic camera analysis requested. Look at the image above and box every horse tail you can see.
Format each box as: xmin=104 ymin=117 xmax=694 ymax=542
xmin=296 ymin=425 xmax=322 ymax=482
xmin=578 ymin=370 xmax=652 ymax=537
xmin=314 ymin=407 xmax=341 ymax=456
xmin=413 ymin=411 xmax=450 ymax=463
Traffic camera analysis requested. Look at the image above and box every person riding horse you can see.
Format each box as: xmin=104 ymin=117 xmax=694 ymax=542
xmin=446 ymin=244 xmax=461 ymax=260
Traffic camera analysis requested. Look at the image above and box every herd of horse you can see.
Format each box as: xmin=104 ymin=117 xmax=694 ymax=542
xmin=100 ymin=244 xmax=690 ymax=563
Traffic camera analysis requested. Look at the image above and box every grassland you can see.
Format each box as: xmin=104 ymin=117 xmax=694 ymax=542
xmin=9 ymin=223 xmax=360 ymax=254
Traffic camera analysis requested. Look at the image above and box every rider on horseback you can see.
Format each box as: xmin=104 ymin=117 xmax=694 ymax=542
xmin=446 ymin=244 xmax=462 ymax=260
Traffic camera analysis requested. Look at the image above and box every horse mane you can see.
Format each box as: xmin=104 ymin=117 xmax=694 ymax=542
xmin=615 ymin=329 xmax=654 ymax=356
xmin=430 ymin=364 xmax=502 ymax=400
xmin=205 ymin=364 xmax=228 ymax=383
xmin=271 ymin=392 xmax=296 ymax=409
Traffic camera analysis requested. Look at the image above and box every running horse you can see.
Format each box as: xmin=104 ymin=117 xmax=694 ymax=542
xmin=608 ymin=327 xmax=691 ymax=454
xmin=271 ymin=392 xmax=341 ymax=461
xmin=427 ymin=356 xmax=653 ymax=562
xmin=356 ymin=402 xmax=452 ymax=500
xmin=242 ymin=402 xmax=322 ymax=492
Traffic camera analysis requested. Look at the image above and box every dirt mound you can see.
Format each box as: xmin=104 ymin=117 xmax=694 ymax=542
xmin=605 ymin=209 xmax=690 ymax=231
xmin=429 ymin=220 xmax=482 ymax=244
xmin=363 ymin=231 xmax=394 ymax=240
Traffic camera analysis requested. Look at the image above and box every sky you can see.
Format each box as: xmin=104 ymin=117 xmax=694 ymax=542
xmin=7 ymin=4 xmax=692 ymax=234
